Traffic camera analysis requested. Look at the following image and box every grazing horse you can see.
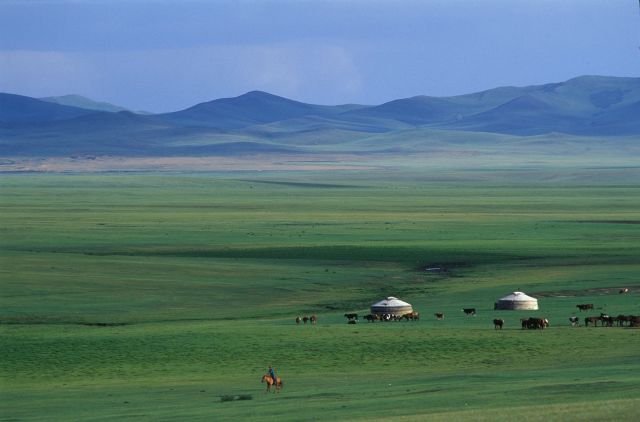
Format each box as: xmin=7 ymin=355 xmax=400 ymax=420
xmin=599 ymin=314 xmax=614 ymax=327
xmin=585 ymin=316 xmax=599 ymax=327
xmin=615 ymin=315 xmax=630 ymax=327
xmin=434 ymin=312 xmax=444 ymax=320
xmin=403 ymin=312 xmax=420 ymax=321
xmin=310 ymin=315 xmax=317 ymax=324
xmin=619 ymin=288 xmax=629 ymax=294
xmin=462 ymin=308 xmax=476 ymax=316
xmin=261 ymin=374 xmax=283 ymax=393
xmin=295 ymin=316 xmax=301 ymax=325
xmin=569 ymin=316 xmax=579 ymax=327
xmin=493 ymin=319 xmax=504 ymax=330
xmin=576 ymin=304 xmax=594 ymax=312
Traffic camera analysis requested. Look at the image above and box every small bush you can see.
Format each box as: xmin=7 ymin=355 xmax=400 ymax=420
xmin=220 ymin=394 xmax=252 ymax=402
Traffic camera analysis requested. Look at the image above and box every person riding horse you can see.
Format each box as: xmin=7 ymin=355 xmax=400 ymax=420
xmin=268 ymin=365 xmax=276 ymax=384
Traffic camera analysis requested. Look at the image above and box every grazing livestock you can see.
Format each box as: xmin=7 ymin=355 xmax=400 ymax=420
xmin=619 ymin=288 xmax=629 ymax=294
xmin=462 ymin=308 xmax=476 ymax=316
xmin=521 ymin=317 xmax=548 ymax=329
xmin=615 ymin=315 xmax=631 ymax=327
xmin=344 ymin=313 xmax=358 ymax=320
xmin=434 ymin=312 xmax=444 ymax=320
xmin=599 ymin=314 xmax=614 ymax=327
xmin=295 ymin=316 xmax=301 ymax=325
xmin=585 ymin=316 xmax=599 ymax=327
xmin=310 ymin=315 xmax=317 ymax=324
xmin=569 ymin=316 xmax=580 ymax=327
xmin=630 ymin=316 xmax=640 ymax=327
xmin=402 ymin=311 xmax=420 ymax=321
xmin=363 ymin=314 xmax=379 ymax=322
xmin=302 ymin=316 xmax=309 ymax=324
xmin=576 ymin=304 xmax=594 ymax=312
xmin=493 ymin=319 xmax=504 ymax=330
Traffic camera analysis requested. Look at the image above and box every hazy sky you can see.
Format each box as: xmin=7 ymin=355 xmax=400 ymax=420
xmin=1 ymin=0 xmax=638 ymax=112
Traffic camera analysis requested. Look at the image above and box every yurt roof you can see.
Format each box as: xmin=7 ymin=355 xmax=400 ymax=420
xmin=498 ymin=291 xmax=537 ymax=302
xmin=371 ymin=296 xmax=412 ymax=308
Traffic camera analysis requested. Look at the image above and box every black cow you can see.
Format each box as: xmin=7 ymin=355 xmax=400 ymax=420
xmin=462 ymin=308 xmax=476 ymax=316
xmin=576 ymin=304 xmax=594 ymax=312
xmin=363 ymin=314 xmax=379 ymax=322
xmin=493 ymin=319 xmax=504 ymax=330
xmin=569 ymin=316 xmax=579 ymax=327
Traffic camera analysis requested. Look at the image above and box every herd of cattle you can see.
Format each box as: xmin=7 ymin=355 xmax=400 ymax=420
xmin=295 ymin=315 xmax=317 ymax=325
xmin=571 ymin=304 xmax=640 ymax=327
xmin=296 ymin=292 xmax=637 ymax=329
xmin=344 ymin=312 xmax=420 ymax=323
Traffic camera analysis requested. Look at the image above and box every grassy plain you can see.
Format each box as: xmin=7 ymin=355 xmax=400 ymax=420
xmin=1 ymin=164 xmax=640 ymax=421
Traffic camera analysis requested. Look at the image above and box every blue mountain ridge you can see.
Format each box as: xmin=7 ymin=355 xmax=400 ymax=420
xmin=1 ymin=75 xmax=638 ymax=156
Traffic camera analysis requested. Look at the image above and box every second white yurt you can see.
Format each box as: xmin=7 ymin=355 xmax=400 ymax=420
xmin=495 ymin=291 xmax=538 ymax=310
xmin=370 ymin=296 xmax=413 ymax=316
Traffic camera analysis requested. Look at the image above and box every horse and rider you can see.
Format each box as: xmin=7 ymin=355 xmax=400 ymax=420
xmin=262 ymin=365 xmax=283 ymax=392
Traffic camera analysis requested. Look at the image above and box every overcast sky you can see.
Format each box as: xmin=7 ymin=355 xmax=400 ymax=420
xmin=1 ymin=0 xmax=638 ymax=112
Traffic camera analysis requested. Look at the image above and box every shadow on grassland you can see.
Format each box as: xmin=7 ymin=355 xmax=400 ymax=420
xmin=95 ymin=245 xmax=524 ymax=266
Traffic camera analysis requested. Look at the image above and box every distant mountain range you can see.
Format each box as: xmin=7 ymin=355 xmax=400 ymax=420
xmin=1 ymin=75 xmax=639 ymax=156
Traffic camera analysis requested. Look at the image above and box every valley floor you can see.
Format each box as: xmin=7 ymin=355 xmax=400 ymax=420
xmin=1 ymin=164 xmax=640 ymax=420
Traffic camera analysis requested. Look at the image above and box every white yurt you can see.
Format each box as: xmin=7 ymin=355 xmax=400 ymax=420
xmin=370 ymin=296 xmax=413 ymax=316
xmin=495 ymin=291 xmax=538 ymax=310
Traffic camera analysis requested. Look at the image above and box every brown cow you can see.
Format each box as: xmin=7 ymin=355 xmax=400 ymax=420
xmin=310 ymin=315 xmax=317 ymax=324
xmin=402 ymin=311 xmax=420 ymax=321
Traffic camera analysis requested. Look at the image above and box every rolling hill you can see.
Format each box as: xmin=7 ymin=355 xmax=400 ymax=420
xmin=39 ymin=95 xmax=130 ymax=113
xmin=0 ymin=93 xmax=92 ymax=124
xmin=1 ymin=76 xmax=639 ymax=156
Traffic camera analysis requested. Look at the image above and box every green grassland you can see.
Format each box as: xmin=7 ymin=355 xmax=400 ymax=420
xmin=1 ymin=166 xmax=640 ymax=421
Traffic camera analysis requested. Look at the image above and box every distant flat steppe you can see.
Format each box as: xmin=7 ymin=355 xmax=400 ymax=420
xmin=1 ymin=164 xmax=639 ymax=421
